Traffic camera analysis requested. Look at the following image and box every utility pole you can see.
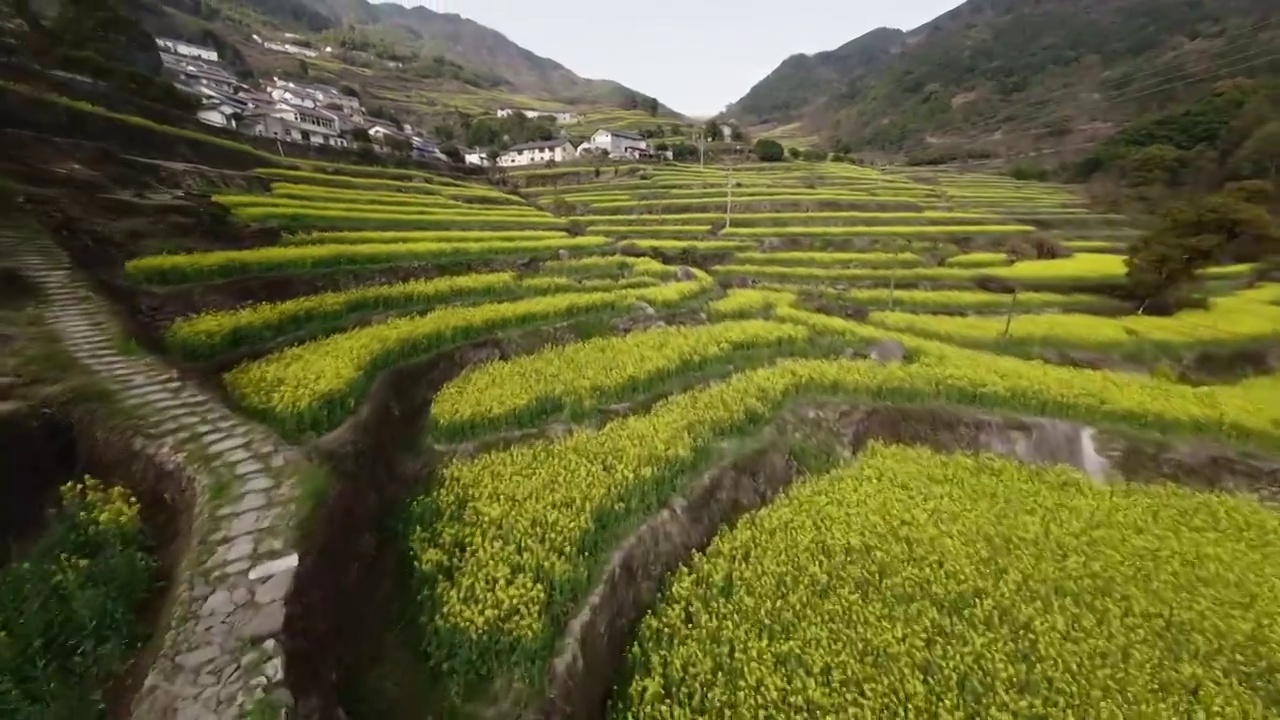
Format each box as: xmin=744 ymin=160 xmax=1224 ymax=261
xmin=725 ymin=162 xmax=733 ymax=228
xmin=724 ymin=146 xmax=738 ymax=228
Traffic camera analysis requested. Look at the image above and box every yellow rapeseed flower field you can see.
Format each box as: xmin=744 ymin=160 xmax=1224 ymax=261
xmin=432 ymin=319 xmax=812 ymax=438
xmin=124 ymin=236 xmax=610 ymax=284
xmin=224 ymin=278 xmax=712 ymax=436
xmin=868 ymin=283 xmax=1280 ymax=353
xmin=618 ymin=442 xmax=1280 ymax=718
xmin=408 ymin=349 xmax=1280 ymax=698
xmin=166 ymin=269 xmax=662 ymax=359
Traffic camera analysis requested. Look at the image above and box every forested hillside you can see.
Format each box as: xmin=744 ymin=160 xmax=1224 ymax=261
xmin=728 ymin=0 xmax=1280 ymax=158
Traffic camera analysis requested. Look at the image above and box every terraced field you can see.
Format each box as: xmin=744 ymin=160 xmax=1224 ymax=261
xmin=119 ymin=160 xmax=1280 ymax=718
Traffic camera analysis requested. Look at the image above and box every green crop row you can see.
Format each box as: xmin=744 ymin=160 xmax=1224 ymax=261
xmin=536 ymin=255 xmax=682 ymax=279
xmin=618 ymin=442 xmax=1280 ymax=718
xmin=124 ymin=236 xmax=610 ymax=285
xmin=591 ymin=225 xmax=710 ymax=238
xmin=582 ymin=212 xmax=1002 ymax=228
xmin=544 ymin=184 xmax=936 ymax=204
xmin=165 ymin=261 xmax=668 ymax=360
xmin=218 ymin=196 xmax=551 ymax=219
xmin=226 ymin=206 xmax=567 ymax=232
xmin=581 ymin=197 xmax=932 ymax=214
xmin=624 ymin=239 xmax=755 ymax=252
xmin=280 ymin=161 xmax=493 ymax=189
xmin=719 ymin=224 xmax=1036 ymax=238
xmin=268 ymin=183 xmax=467 ymax=208
xmin=730 ymin=251 xmax=1008 ymax=270
xmin=281 ymin=230 xmax=570 ymax=245
xmin=758 ymin=284 xmax=1124 ymax=314
xmin=224 ymin=277 xmax=714 ymax=437
xmin=868 ymin=283 xmax=1280 ymax=356
xmin=254 ymin=168 xmax=526 ymax=204
xmin=583 ymin=189 xmax=941 ymax=205
xmin=711 ymin=253 xmax=1133 ymax=288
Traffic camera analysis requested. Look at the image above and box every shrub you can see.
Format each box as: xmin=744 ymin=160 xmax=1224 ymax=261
xmin=753 ymin=139 xmax=786 ymax=162
xmin=0 ymin=478 xmax=153 ymax=719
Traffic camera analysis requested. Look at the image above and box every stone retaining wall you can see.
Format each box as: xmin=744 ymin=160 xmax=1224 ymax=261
xmin=0 ymin=226 xmax=301 ymax=720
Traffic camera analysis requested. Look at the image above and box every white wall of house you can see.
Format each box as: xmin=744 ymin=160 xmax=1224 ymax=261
xmin=581 ymin=130 xmax=648 ymax=158
xmin=156 ymin=38 xmax=219 ymax=62
xmin=261 ymin=109 xmax=347 ymax=148
xmin=496 ymin=108 xmax=580 ymax=124
xmin=498 ymin=142 xmax=575 ymax=167
xmin=464 ymin=151 xmax=493 ymax=167
xmin=270 ymin=88 xmax=316 ymax=109
xmin=368 ymin=126 xmax=406 ymax=145
xmin=263 ymin=41 xmax=319 ymax=58
xmin=196 ymin=106 xmax=235 ymax=129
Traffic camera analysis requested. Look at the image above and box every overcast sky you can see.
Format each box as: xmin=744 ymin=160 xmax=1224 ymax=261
xmin=396 ymin=0 xmax=965 ymax=117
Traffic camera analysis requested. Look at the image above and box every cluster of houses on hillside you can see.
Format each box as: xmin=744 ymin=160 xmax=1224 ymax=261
xmin=156 ymin=37 xmax=448 ymax=162
xmin=156 ymin=38 xmax=672 ymax=169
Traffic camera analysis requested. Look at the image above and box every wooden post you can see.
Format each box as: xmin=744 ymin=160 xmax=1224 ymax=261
xmin=1003 ymin=290 xmax=1019 ymax=338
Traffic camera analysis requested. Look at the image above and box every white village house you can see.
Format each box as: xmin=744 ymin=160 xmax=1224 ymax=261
xmin=262 ymin=40 xmax=319 ymax=58
xmin=496 ymin=107 xmax=580 ymax=124
xmin=193 ymin=90 xmax=256 ymax=130
xmin=462 ymin=147 xmax=494 ymax=167
xmin=163 ymin=55 xmax=242 ymax=95
xmin=246 ymin=103 xmax=348 ymax=148
xmin=155 ymin=37 xmax=219 ymax=62
xmin=498 ymin=139 xmax=577 ymax=167
xmin=366 ymin=121 xmax=409 ymax=147
xmin=578 ymin=128 xmax=649 ymax=158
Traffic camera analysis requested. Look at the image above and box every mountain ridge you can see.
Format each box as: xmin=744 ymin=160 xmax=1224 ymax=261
xmin=726 ymin=0 xmax=1280 ymax=156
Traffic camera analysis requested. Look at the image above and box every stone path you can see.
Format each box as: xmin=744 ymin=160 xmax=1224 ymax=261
xmin=0 ymin=227 xmax=300 ymax=720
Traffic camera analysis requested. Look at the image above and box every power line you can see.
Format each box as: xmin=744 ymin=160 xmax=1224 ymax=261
xmin=890 ymin=51 xmax=1280 ymax=160
xmin=911 ymin=45 xmax=1280 ymax=148
xmin=1098 ymin=16 xmax=1280 ymax=88
xmin=850 ymin=21 xmax=1280 ymax=156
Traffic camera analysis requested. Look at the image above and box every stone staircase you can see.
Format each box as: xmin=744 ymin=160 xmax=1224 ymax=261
xmin=0 ymin=226 xmax=301 ymax=720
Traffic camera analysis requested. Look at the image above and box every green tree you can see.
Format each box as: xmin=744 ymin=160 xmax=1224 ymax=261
xmin=670 ymin=142 xmax=699 ymax=162
xmin=384 ymin=135 xmax=412 ymax=155
xmin=787 ymin=146 xmax=803 ymax=160
xmin=703 ymin=119 xmax=724 ymax=143
xmin=1232 ymin=121 xmax=1280 ymax=181
xmin=466 ymin=117 xmax=501 ymax=148
xmin=1119 ymin=144 xmax=1186 ymax=187
xmin=1126 ymin=187 xmax=1278 ymax=303
xmin=433 ymin=123 xmax=456 ymax=143
xmin=753 ymin=138 xmax=786 ymax=162
xmin=440 ymin=143 xmax=464 ymax=164
xmin=731 ymin=126 xmax=747 ymax=143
